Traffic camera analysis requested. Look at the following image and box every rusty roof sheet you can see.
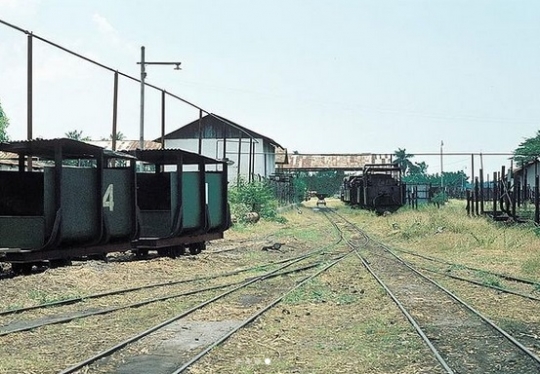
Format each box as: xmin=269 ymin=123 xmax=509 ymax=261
xmin=86 ymin=140 xmax=163 ymax=151
xmin=280 ymin=153 xmax=393 ymax=170
xmin=0 ymin=151 xmax=46 ymax=169
xmin=0 ymin=151 xmax=16 ymax=160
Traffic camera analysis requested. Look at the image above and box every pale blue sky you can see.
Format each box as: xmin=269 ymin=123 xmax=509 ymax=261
xmin=1 ymin=0 xmax=539 ymax=175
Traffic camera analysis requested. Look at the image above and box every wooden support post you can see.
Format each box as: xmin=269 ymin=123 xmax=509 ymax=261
xmin=479 ymin=168 xmax=484 ymax=214
xmin=112 ymin=71 xmax=118 ymax=151
xmin=474 ymin=177 xmax=479 ymax=216
xmin=535 ymin=175 xmax=539 ymax=224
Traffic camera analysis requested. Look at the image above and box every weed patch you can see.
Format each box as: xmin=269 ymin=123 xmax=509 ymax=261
xmin=521 ymin=256 xmax=540 ymax=276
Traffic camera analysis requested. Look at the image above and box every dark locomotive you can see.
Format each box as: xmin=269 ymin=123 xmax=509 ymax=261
xmin=0 ymin=138 xmax=230 ymax=274
xmin=341 ymin=163 xmax=405 ymax=214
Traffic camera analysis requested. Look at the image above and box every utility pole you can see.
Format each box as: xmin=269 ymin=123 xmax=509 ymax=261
xmin=137 ymin=46 xmax=181 ymax=149
xmin=440 ymin=140 xmax=444 ymax=188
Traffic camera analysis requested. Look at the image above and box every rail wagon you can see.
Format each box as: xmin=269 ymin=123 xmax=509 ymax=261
xmin=0 ymin=138 xmax=230 ymax=274
xmin=129 ymin=148 xmax=230 ymax=257
xmin=341 ymin=164 xmax=405 ymax=214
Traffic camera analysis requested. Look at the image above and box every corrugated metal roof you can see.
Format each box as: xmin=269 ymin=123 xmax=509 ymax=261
xmin=280 ymin=153 xmax=394 ymax=171
xmin=0 ymin=138 xmax=136 ymax=160
xmin=0 ymin=151 xmax=16 ymax=160
xmin=161 ymin=114 xmax=284 ymax=149
xmin=86 ymin=140 xmax=163 ymax=151
xmin=0 ymin=151 xmax=46 ymax=169
xmin=129 ymin=148 xmax=224 ymax=165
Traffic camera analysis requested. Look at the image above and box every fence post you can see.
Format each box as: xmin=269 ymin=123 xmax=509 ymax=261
xmin=466 ymin=190 xmax=471 ymax=216
xmin=535 ymin=175 xmax=539 ymax=224
xmin=479 ymin=168 xmax=484 ymax=214
xmin=474 ymin=177 xmax=479 ymax=216
xmin=492 ymin=172 xmax=497 ymax=218
xmin=512 ymin=178 xmax=517 ymax=220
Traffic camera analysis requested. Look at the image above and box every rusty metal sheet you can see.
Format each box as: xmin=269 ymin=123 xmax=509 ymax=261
xmin=87 ymin=140 xmax=162 ymax=151
xmin=281 ymin=153 xmax=393 ymax=170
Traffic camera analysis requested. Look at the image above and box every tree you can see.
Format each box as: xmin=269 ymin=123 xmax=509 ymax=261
xmin=414 ymin=161 xmax=428 ymax=175
xmin=403 ymin=161 xmax=429 ymax=183
xmin=513 ymin=130 xmax=540 ymax=165
xmin=101 ymin=132 xmax=126 ymax=141
xmin=110 ymin=131 xmax=126 ymax=141
xmin=65 ymin=130 xmax=91 ymax=141
xmin=403 ymin=170 xmax=468 ymax=189
xmin=393 ymin=148 xmax=415 ymax=174
xmin=295 ymin=170 xmax=344 ymax=197
xmin=0 ymin=99 xmax=10 ymax=142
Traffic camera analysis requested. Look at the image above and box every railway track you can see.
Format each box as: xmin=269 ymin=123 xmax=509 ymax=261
xmin=322 ymin=207 xmax=540 ymax=374
xmin=56 ymin=247 xmax=353 ymax=372
xmin=5 ymin=204 xmax=538 ymax=373
xmin=390 ymin=247 xmax=540 ymax=299
xmin=358 ymin=233 xmax=540 ymax=357
xmin=0 ymin=209 xmax=350 ymax=373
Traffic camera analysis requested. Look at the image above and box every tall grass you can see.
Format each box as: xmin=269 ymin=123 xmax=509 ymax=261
xmin=342 ymin=199 xmax=540 ymax=280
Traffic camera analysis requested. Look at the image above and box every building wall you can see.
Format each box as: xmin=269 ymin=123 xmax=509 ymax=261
xmin=164 ymin=138 xmax=275 ymax=182
xmin=0 ymin=163 xmax=17 ymax=171
xmin=519 ymin=162 xmax=540 ymax=189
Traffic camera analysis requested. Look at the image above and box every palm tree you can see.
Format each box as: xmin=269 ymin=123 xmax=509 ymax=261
xmin=110 ymin=131 xmax=126 ymax=141
xmin=413 ymin=161 xmax=428 ymax=175
xmin=65 ymin=130 xmax=91 ymax=141
xmin=393 ymin=148 xmax=415 ymax=174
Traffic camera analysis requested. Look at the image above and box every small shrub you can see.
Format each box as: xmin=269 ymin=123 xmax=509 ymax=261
xmin=431 ymin=191 xmax=448 ymax=207
xmin=478 ymin=272 xmax=502 ymax=288
xmin=229 ymin=179 xmax=286 ymax=223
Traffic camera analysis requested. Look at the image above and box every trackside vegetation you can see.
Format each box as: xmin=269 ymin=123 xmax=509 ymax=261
xmin=0 ymin=99 xmax=10 ymax=142
xmin=228 ymin=179 xmax=287 ymax=224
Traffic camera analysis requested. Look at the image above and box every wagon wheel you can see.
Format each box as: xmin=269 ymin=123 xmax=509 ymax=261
xmin=189 ymin=242 xmax=206 ymax=255
xmin=158 ymin=246 xmax=185 ymax=259
xmin=173 ymin=245 xmax=186 ymax=257
xmin=49 ymin=259 xmax=72 ymax=268
xmin=11 ymin=263 xmax=33 ymax=275
xmin=134 ymin=249 xmax=149 ymax=259
xmin=156 ymin=248 xmax=166 ymax=257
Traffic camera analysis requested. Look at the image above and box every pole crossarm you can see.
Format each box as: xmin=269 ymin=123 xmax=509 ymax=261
xmin=138 ymin=62 xmax=182 ymax=66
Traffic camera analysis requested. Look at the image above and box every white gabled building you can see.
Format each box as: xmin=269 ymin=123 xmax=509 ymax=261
xmin=160 ymin=114 xmax=284 ymax=183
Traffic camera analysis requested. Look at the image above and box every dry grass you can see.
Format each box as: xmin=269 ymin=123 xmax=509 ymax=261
xmin=341 ymin=199 xmax=540 ymax=281
xmin=0 ymin=206 xmax=341 ymax=374
xmin=3 ymin=199 xmax=537 ymax=373
xmin=189 ymin=255 xmax=443 ymax=374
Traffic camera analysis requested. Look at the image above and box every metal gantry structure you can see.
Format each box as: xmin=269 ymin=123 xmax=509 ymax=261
xmin=0 ymin=18 xmax=257 ymax=164
xmin=136 ymin=46 xmax=182 ymax=150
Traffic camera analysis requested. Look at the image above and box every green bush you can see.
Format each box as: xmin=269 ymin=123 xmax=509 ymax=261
xmin=229 ymin=179 xmax=286 ymax=223
xmin=431 ymin=191 xmax=448 ymax=206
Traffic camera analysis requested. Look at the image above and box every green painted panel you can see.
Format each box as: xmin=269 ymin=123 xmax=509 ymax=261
xmin=139 ymin=210 xmax=171 ymax=238
xmin=61 ymin=168 xmax=99 ymax=242
xmin=43 ymin=168 xmax=55 ymax=234
xmin=0 ymin=217 xmax=45 ymax=249
xmin=182 ymin=172 xmax=201 ymax=229
xmin=103 ymin=169 xmax=134 ymax=239
xmin=206 ymin=172 xmax=224 ymax=228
